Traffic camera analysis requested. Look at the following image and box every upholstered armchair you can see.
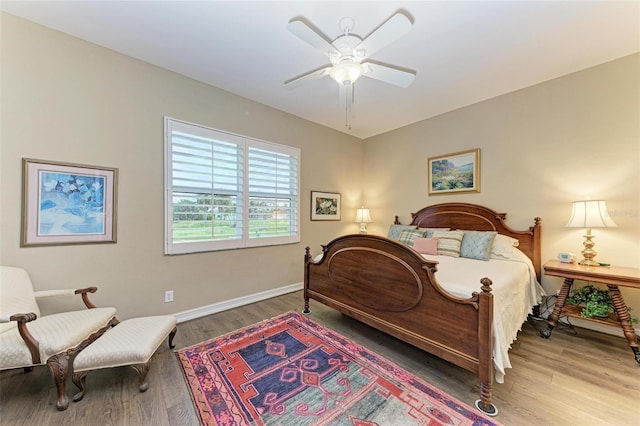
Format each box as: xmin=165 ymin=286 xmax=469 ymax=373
xmin=0 ymin=266 xmax=118 ymax=410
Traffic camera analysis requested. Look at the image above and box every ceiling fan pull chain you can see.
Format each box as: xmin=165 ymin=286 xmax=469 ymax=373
xmin=345 ymin=83 xmax=353 ymax=130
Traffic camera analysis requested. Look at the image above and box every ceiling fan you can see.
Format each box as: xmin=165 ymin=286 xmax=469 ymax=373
xmin=284 ymin=12 xmax=416 ymax=129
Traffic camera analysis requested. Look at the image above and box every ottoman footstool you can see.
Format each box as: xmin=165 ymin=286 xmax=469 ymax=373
xmin=72 ymin=315 xmax=177 ymax=402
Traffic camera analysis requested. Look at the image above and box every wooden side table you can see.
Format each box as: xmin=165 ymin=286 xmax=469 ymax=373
xmin=540 ymin=260 xmax=640 ymax=364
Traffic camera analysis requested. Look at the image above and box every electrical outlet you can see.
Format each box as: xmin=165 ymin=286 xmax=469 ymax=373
xmin=164 ymin=290 xmax=174 ymax=303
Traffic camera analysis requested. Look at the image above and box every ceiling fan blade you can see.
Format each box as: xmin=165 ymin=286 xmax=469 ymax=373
xmin=287 ymin=19 xmax=340 ymax=57
xmin=362 ymin=62 xmax=415 ymax=88
xmin=355 ymin=13 xmax=412 ymax=59
xmin=284 ymin=66 xmax=332 ymax=89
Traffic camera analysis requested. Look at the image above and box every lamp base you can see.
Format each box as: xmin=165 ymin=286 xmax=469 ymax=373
xmin=579 ymin=228 xmax=600 ymax=266
xmin=359 ymin=223 xmax=367 ymax=234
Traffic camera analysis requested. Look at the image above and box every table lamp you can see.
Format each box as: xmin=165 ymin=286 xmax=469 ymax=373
xmin=565 ymin=200 xmax=617 ymax=266
xmin=355 ymin=207 xmax=372 ymax=234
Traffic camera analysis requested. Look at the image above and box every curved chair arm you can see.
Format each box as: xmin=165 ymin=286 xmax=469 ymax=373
xmin=34 ymin=286 xmax=99 ymax=309
xmin=75 ymin=287 xmax=98 ymax=309
xmin=8 ymin=312 xmax=41 ymax=364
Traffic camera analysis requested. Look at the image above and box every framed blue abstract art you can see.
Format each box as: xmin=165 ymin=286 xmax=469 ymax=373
xmin=21 ymin=158 xmax=118 ymax=247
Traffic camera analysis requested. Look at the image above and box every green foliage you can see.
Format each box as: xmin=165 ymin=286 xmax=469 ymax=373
xmin=582 ymin=301 xmax=611 ymax=318
xmin=567 ymin=285 xmax=638 ymax=323
xmin=567 ymin=285 xmax=610 ymax=307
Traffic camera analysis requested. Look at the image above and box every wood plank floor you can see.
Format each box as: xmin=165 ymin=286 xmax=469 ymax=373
xmin=1 ymin=290 xmax=639 ymax=425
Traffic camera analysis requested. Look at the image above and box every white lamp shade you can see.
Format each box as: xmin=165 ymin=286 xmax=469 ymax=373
xmin=565 ymin=200 xmax=617 ymax=228
xmin=355 ymin=207 xmax=372 ymax=223
xmin=330 ymin=60 xmax=365 ymax=86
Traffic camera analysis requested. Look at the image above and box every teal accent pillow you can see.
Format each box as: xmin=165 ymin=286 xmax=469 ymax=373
xmin=460 ymin=231 xmax=498 ymax=261
xmin=387 ymin=224 xmax=418 ymax=241
xmin=431 ymin=230 xmax=465 ymax=257
xmin=397 ymin=229 xmax=426 ymax=247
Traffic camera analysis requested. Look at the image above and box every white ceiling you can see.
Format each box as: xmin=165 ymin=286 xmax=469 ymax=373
xmin=2 ymin=1 xmax=639 ymax=139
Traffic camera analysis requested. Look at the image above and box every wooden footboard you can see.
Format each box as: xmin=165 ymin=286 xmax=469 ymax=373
xmin=303 ymin=203 xmax=541 ymax=416
xmin=304 ymin=235 xmax=495 ymax=412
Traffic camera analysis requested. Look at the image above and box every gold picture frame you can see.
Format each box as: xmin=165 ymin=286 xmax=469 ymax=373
xmin=428 ymin=148 xmax=480 ymax=195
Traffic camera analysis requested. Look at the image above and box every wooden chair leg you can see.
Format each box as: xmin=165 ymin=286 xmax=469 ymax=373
xmin=131 ymin=363 xmax=150 ymax=392
xmin=168 ymin=327 xmax=177 ymax=349
xmin=46 ymin=353 xmax=70 ymax=411
xmin=72 ymin=371 xmax=89 ymax=402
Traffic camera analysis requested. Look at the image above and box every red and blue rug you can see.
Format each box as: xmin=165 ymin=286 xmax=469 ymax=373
xmin=177 ymin=311 xmax=499 ymax=425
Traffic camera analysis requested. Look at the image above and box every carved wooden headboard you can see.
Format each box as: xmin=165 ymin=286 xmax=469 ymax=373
xmin=401 ymin=203 xmax=541 ymax=280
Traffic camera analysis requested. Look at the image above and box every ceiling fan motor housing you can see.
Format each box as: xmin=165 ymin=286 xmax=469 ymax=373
xmin=330 ymin=34 xmax=364 ymax=64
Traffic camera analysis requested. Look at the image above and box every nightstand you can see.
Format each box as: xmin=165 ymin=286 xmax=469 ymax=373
xmin=540 ymin=260 xmax=640 ymax=364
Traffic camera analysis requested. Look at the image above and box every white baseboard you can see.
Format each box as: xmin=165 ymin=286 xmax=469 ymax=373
xmin=173 ymin=282 xmax=303 ymax=324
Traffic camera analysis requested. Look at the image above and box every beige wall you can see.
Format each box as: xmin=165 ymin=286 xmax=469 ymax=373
xmin=2 ymin=13 xmax=639 ymax=330
xmin=362 ymin=53 xmax=640 ymax=323
xmin=0 ymin=13 xmax=363 ymax=319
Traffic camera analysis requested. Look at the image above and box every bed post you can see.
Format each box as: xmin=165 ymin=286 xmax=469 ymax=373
xmin=474 ymin=277 xmax=498 ymax=417
xmin=532 ymin=217 xmax=542 ymax=281
xmin=303 ymin=247 xmax=311 ymax=314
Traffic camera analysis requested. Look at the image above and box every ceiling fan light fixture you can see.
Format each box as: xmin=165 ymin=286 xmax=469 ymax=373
xmin=330 ymin=60 xmax=364 ymax=86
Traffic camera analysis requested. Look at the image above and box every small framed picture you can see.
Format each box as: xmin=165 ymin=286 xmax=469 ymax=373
xmin=428 ymin=148 xmax=480 ymax=195
xmin=21 ymin=158 xmax=118 ymax=247
xmin=310 ymin=191 xmax=341 ymax=221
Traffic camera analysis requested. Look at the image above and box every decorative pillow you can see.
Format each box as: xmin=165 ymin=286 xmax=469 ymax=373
xmin=387 ymin=224 xmax=418 ymax=241
xmin=397 ymin=229 xmax=426 ymax=247
xmin=431 ymin=230 xmax=465 ymax=257
xmin=459 ymin=231 xmax=497 ymax=261
xmin=412 ymin=237 xmax=439 ymax=255
xmin=490 ymin=234 xmax=520 ymax=259
xmin=422 ymin=227 xmax=450 ymax=238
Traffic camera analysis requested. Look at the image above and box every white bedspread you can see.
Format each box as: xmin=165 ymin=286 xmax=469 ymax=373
xmin=422 ymin=250 xmax=545 ymax=383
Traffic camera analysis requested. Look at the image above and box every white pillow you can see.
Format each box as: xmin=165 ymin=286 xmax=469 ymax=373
xmin=490 ymin=234 xmax=520 ymax=259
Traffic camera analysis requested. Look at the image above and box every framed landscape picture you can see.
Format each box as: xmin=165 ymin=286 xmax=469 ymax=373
xmin=311 ymin=191 xmax=341 ymax=221
xmin=428 ymin=148 xmax=480 ymax=195
xmin=21 ymin=158 xmax=118 ymax=247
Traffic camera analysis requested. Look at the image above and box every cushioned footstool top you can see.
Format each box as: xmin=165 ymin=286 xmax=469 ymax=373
xmin=73 ymin=315 xmax=176 ymax=372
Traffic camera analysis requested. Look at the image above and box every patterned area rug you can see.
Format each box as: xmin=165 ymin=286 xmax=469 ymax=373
xmin=176 ymin=311 xmax=499 ymax=425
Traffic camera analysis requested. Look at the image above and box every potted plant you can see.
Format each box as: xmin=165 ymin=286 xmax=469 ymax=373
xmin=567 ymin=284 xmax=638 ymax=323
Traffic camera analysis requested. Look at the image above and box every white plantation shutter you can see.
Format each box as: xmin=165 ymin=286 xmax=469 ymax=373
xmin=165 ymin=118 xmax=300 ymax=254
xmin=247 ymin=144 xmax=299 ymax=245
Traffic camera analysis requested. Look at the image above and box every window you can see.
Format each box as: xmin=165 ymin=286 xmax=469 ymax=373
xmin=164 ymin=118 xmax=300 ymax=254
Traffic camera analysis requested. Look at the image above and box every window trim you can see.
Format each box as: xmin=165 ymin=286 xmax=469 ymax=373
xmin=164 ymin=117 xmax=300 ymax=255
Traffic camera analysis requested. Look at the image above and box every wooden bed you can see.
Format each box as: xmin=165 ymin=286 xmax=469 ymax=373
xmin=303 ymin=203 xmax=541 ymax=416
